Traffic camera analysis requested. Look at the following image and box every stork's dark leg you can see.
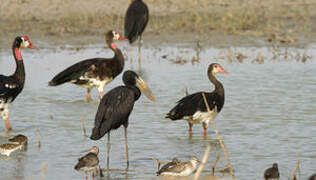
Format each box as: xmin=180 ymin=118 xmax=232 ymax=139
xmin=188 ymin=122 xmax=193 ymax=136
xmin=124 ymin=127 xmax=129 ymax=168
xmin=137 ymin=36 xmax=142 ymax=70
xmin=107 ymin=132 xmax=111 ymax=171
xmin=202 ymin=123 xmax=207 ymax=137
xmin=86 ymin=88 xmax=92 ymax=102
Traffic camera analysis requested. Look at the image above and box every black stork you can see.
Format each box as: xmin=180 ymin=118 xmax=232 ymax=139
xmin=0 ymin=36 xmax=36 ymax=131
xmin=124 ymin=0 xmax=149 ymax=62
xmin=90 ymin=70 xmax=155 ymax=168
xmin=165 ymin=63 xmax=229 ymax=136
xmin=75 ymin=146 xmax=99 ymax=179
xmin=49 ymin=30 xmax=126 ymax=101
xmin=264 ymin=163 xmax=280 ymax=180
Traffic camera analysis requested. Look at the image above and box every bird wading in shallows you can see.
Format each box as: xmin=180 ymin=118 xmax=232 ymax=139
xmin=264 ymin=163 xmax=280 ymax=180
xmin=90 ymin=70 xmax=155 ymax=169
xmin=74 ymin=146 xmax=99 ymax=180
xmin=165 ymin=63 xmax=229 ymax=136
xmin=0 ymin=36 xmax=37 ymax=131
xmin=49 ymin=30 xmax=126 ymax=102
xmin=124 ymin=0 xmax=149 ymax=62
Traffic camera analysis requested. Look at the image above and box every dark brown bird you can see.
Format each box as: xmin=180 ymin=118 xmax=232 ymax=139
xmin=49 ymin=30 xmax=126 ymax=101
xmin=309 ymin=174 xmax=316 ymax=180
xmin=74 ymin=146 xmax=99 ymax=179
xmin=264 ymin=163 xmax=280 ymax=180
xmin=90 ymin=70 xmax=155 ymax=168
xmin=0 ymin=36 xmax=36 ymax=131
xmin=124 ymin=0 xmax=149 ymax=62
xmin=165 ymin=63 xmax=229 ymax=136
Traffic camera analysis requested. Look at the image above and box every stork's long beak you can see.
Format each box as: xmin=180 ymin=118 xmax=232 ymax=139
xmin=136 ymin=77 xmax=156 ymax=102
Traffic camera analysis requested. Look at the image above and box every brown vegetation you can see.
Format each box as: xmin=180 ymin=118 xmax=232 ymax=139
xmin=1 ymin=0 xmax=315 ymax=43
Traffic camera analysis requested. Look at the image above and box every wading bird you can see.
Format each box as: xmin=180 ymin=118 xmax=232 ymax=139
xmin=124 ymin=0 xmax=149 ymax=62
xmin=165 ymin=63 xmax=229 ymax=136
xmin=74 ymin=146 xmax=99 ymax=179
xmin=49 ymin=30 xmax=126 ymax=101
xmin=0 ymin=134 xmax=28 ymax=156
xmin=0 ymin=36 xmax=36 ymax=130
xmin=156 ymin=158 xmax=181 ymax=175
xmin=264 ymin=163 xmax=280 ymax=180
xmin=90 ymin=70 xmax=155 ymax=168
xmin=157 ymin=156 xmax=199 ymax=176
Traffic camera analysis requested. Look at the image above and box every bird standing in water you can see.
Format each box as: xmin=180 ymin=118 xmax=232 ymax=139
xmin=165 ymin=63 xmax=229 ymax=136
xmin=74 ymin=146 xmax=99 ymax=180
xmin=90 ymin=70 xmax=155 ymax=169
xmin=124 ymin=0 xmax=149 ymax=63
xmin=264 ymin=163 xmax=280 ymax=180
xmin=0 ymin=36 xmax=36 ymax=130
xmin=49 ymin=30 xmax=126 ymax=101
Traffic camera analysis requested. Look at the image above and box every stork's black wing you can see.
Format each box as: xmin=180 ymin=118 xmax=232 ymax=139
xmin=165 ymin=92 xmax=220 ymax=120
xmin=90 ymin=86 xmax=136 ymax=140
xmin=124 ymin=0 xmax=149 ymax=43
xmin=48 ymin=58 xmax=112 ymax=86
xmin=0 ymin=75 xmax=22 ymax=102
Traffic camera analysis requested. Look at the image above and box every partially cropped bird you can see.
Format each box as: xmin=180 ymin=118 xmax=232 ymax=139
xmin=74 ymin=146 xmax=99 ymax=179
xmin=156 ymin=158 xmax=181 ymax=176
xmin=124 ymin=0 xmax=149 ymax=61
xmin=0 ymin=134 xmax=28 ymax=156
xmin=90 ymin=70 xmax=155 ymax=168
xmin=165 ymin=63 xmax=229 ymax=136
xmin=264 ymin=163 xmax=280 ymax=180
xmin=0 ymin=36 xmax=36 ymax=130
xmin=309 ymin=174 xmax=316 ymax=180
xmin=157 ymin=156 xmax=199 ymax=176
xmin=49 ymin=30 xmax=126 ymax=101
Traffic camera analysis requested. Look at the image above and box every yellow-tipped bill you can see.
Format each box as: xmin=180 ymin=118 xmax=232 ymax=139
xmin=136 ymin=77 xmax=156 ymax=102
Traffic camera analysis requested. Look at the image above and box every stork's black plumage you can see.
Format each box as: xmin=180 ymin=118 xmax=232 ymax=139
xmin=90 ymin=70 xmax=155 ymax=168
xmin=0 ymin=36 xmax=36 ymax=130
xmin=124 ymin=0 xmax=149 ymax=44
xmin=48 ymin=30 xmax=126 ymax=101
xmin=165 ymin=63 xmax=229 ymax=136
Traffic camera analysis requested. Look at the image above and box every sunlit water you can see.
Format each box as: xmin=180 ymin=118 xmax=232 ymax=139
xmin=0 ymin=40 xmax=315 ymax=180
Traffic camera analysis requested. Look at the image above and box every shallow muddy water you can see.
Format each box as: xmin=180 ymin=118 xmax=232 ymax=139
xmin=0 ymin=40 xmax=315 ymax=180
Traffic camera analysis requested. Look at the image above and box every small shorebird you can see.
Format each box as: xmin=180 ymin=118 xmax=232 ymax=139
xmin=264 ymin=163 xmax=280 ymax=180
xmin=156 ymin=158 xmax=181 ymax=175
xmin=75 ymin=146 xmax=99 ymax=179
xmin=157 ymin=156 xmax=199 ymax=176
xmin=0 ymin=134 xmax=28 ymax=156
xmin=309 ymin=174 xmax=316 ymax=180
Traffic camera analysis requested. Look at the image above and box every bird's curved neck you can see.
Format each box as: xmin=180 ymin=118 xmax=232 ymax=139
xmin=208 ymin=73 xmax=224 ymax=95
xmin=108 ymin=40 xmax=124 ymax=67
xmin=12 ymin=46 xmax=25 ymax=83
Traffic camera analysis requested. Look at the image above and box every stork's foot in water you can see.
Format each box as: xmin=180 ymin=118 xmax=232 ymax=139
xmin=98 ymin=91 xmax=103 ymax=100
xmin=86 ymin=92 xmax=92 ymax=102
xmin=4 ymin=116 xmax=12 ymax=131
xmin=188 ymin=123 xmax=193 ymax=136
